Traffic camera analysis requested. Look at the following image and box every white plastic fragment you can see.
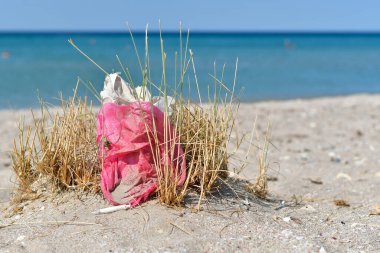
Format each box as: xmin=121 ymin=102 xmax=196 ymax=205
xmin=134 ymin=86 xmax=151 ymax=101
xmin=241 ymin=196 xmax=250 ymax=206
xmin=152 ymin=95 xmax=175 ymax=116
xmin=92 ymin=204 xmax=131 ymax=215
xmin=100 ymin=73 xmax=175 ymax=115
xmin=100 ymin=73 xmax=135 ymax=104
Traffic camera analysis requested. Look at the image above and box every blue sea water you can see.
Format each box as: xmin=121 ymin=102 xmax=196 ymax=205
xmin=1 ymin=32 xmax=380 ymax=108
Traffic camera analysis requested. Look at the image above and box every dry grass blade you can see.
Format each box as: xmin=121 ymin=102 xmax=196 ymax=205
xmin=169 ymin=221 xmax=192 ymax=235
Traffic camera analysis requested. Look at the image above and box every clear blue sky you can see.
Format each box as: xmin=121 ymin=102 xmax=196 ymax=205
xmin=1 ymin=0 xmax=379 ymax=32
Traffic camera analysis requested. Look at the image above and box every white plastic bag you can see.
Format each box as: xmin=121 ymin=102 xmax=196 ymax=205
xmin=100 ymin=73 xmax=175 ymax=114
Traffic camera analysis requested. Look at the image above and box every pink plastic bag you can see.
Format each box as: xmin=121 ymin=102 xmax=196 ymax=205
xmin=96 ymin=102 xmax=186 ymax=207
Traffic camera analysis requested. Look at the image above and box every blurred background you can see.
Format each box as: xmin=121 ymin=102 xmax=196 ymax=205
xmin=1 ymin=0 xmax=380 ymax=108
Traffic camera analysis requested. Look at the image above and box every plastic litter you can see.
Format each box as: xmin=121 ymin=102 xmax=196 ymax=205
xmin=92 ymin=204 xmax=131 ymax=215
xmin=100 ymin=73 xmax=175 ymax=114
xmin=96 ymin=73 xmax=186 ymax=207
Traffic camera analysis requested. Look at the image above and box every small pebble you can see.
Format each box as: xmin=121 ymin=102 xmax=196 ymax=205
xmin=280 ymin=156 xmax=291 ymax=161
xmin=354 ymin=158 xmax=366 ymax=166
xmin=300 ymin=153 xmax=308 ymax=161
xmin=336 ymin=172 xmax=352 ymax=181
xmin=328 ymin=152 xmax=341 ymax=163
xmin=281 ymin=229 xmax=293 ymax=238
xmin=16 ymin=235 xmax=25 ymax=241
xmin=330 ymin=156 xmax=341 ymax=163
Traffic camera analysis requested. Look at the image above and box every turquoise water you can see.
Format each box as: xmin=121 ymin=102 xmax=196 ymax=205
xmin=1 ymin=32 xmax=380 ymax=108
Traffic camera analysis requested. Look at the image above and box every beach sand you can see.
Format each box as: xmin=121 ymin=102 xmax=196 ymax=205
xmin=1 ymin=94 xmax=380 ymax=252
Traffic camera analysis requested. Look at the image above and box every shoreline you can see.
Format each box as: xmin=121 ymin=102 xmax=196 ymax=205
xmin=239 ymin=92 xmax=380 ymax=104
xmin=1 ymin=92 xmax=380 ymax=111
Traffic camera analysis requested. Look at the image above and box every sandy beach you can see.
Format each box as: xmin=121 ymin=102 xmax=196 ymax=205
xmin=1 ymin=94 xmax=380 ymax=252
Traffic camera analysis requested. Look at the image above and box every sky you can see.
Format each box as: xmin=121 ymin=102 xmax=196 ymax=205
xmin=1 ymin=0 xmax=380 ymax=32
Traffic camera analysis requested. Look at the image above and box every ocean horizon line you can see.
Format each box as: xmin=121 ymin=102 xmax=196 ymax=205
xmin=2 ymin=30 xmax=380 ymax=36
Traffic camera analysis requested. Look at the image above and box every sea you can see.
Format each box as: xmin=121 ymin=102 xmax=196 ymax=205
xmin=1 ymin=32 xmax=380 ymax=108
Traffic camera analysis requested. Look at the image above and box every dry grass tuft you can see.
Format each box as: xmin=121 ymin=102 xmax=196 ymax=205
xmin=11 ymin=87 xmax=101 ymax=199
xmin=179 ymin=105 xmax=230 ymax=189
xmin=11 ymin=122 xmax=36 ymax=191
xmin=246 ymin=125 xmax=270 ymax=199
xmin=151 ymin=101 xmax=237 ymax=207
xmin=178 ymin=104 xmax=233 ymax=205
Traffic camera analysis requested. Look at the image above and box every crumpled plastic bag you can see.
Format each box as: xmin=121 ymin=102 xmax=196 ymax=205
xmin=97 ymin=74 xmax=186 ymax=207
